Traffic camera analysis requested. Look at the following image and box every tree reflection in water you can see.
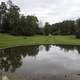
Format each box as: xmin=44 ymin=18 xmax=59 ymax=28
xmin=0 ymin=45 xmax=38 ymax=73
xmin=44 ymin=45 xmax=80 ymax=53
xmin=0 ymin=45 xmax=80 ymax=73
xmin=58 ymin=45 xmax=80 ymax=53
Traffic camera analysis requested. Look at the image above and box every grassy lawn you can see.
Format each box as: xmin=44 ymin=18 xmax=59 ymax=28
xmin=0 ymin=33 xmax=80 ymax=48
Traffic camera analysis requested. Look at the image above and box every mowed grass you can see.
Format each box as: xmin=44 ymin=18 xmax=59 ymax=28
xmin=0 ymin=33 xmax=80 ymax=48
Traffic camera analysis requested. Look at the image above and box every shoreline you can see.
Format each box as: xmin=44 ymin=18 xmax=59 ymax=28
xmin=0 ymin=43 xmax=80 ymax=49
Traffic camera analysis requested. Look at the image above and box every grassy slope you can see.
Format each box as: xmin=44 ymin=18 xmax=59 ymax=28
xmin=0 ymin=33 xmax=80 ymax=48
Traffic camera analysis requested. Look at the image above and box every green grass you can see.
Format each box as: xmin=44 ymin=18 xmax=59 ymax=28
xmin=0 ymin=33 xmax=80 ymax=48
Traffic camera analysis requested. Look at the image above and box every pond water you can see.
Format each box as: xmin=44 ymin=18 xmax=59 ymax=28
xmin=0 ymin=45 xmax=80 ymax=80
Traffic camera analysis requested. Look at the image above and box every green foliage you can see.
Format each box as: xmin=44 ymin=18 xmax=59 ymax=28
xmin=0 ymin=2 xmax=7 ymax=32
xmin=0 ymin=0 xmax=80 ymax=38
xmin=0 ymin=0 xmax=40 ymax=36
xmin=51 ymin=20 xmax=76 ymax=35
xmin=25 ymin=15 xmax=39 ymax=36
xmin=44 ymin=22 xmax=51 ymax=35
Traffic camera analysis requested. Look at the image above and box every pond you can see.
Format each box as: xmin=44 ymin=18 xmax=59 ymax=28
xmin=0 ymin=45 xmax=80 ymax=80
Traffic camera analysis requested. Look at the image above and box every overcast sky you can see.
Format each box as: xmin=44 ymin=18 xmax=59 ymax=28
xmin=0 ymin=0 xmax=80 ymax=24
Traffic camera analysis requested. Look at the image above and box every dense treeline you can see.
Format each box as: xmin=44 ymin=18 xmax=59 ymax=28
xmin=46 ymin=20 xmax=76 ymax=35
xmin=0 ymin=0 xmax=42 ymax=36
xmin=0 ymin=0 xmax=80 ymax=37
xmin=44 ymin=19 xmax=80 ymax=38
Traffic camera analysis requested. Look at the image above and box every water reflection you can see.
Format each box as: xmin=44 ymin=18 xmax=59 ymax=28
xmin=0 ymin=46 xmax=38 ymax=72
xmin=0 ymin=45 xmax=80 ymax=79
xmin=59 ymin=45 xmax=80 ymax=53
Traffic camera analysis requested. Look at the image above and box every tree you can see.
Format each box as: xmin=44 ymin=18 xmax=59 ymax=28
xmin=51 ymin=20 xmax=76 ymax=35
xmin=25 ymin=15 xmax=39 ymax=36
xmin=44 ymin=22 xmax=51 ymax=36
xmin=75 ymin=19 xmax=80 ymax=38
xmin=0 ymin=0 xmax=79 ymax=37
xmin=51 ymin=23 xmax=61 ymax=35
xmin=7 ymin=0 xmax=20 ymax=34
xmin=60 ymin=20 xmax=75 ymax=35
xmin=0 ymin=2 xmax=7 ymax=32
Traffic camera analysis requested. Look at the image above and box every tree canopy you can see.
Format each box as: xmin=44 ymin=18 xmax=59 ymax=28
xmin=0 ymin=0 xmax=80 ymax=38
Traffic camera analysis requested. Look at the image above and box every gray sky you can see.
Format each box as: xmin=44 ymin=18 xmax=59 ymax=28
xmin=0 ymin=0 xmax=80 ymax=24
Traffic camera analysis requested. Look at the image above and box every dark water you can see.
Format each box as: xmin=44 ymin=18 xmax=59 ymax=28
xmin=0 ymin=45 xmax=80 ymax=80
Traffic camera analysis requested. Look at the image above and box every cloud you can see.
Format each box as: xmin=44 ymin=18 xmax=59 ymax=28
xmin=1 ymin=0 xmax=80 ymax=24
